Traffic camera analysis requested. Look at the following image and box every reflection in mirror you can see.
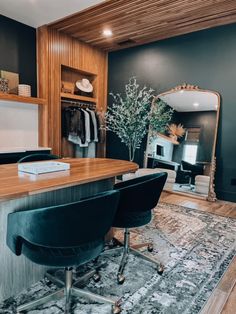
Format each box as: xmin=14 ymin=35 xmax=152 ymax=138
xmin=145 ymin=84 xmax=220 ymax=201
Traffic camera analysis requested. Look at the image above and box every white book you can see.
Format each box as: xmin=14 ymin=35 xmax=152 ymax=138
xmin=18 ymin=161 xmax=70 ymax=175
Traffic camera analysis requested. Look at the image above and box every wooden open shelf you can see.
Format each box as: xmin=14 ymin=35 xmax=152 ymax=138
xmin=61 ymin=92 xmax=97 ymax=103
xmin=0 ymin=93 xmax=46 ymax=105
xmin=157 ymin=132 xmax=179 ymax=145
xmin=61 ymin=64 xmax=97 ymax=77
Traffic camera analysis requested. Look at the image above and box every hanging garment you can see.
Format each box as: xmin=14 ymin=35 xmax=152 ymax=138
xmin=87 ymin=142 xmax=96 ymax=158
xmin=62 ymin=106 xmax=99 ymax=156
xmin=69 ymin=109 xmax=91 ymax=147
xmin=86 ymin=109 xmax=98 ymax=142
xmin=62 ymin=107 xmax=86 ymax=143
xmin=95 ymin=111 xmax=101 ymax=142
xmin=86 ymin=109 xmax=95 ymax=141
xmin=81 ymin=109 xmax=91 ymax=143
xmin=75 ymin=142 xmax=96 ymax=158
xmin=61 ymin=108 xmax=71 ymax=138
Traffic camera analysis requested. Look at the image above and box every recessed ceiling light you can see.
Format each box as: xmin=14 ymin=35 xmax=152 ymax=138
xmin=193 ymin=102 xmax=199 ymax=107
xmin=103 ymin=29 xmax=113 ymax=37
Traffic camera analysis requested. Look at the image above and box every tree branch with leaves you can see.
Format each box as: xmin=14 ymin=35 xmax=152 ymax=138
xmin=105 ymin=78 xmax=173 ymax=161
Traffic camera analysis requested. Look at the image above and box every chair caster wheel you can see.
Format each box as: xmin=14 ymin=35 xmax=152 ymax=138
xmin=147 ymin=244 xmax=153 ymax=252
xmin=117 ymin=274 xmax=125 ymax=285
xmin=44 ymin=277 xmax=52 ymax=286
xmin=157 ymin=264 xmax=164 ymax=275
xmin=112 ymin=305 xmax=122 ymax=314
xmin=108 ymin=237 xmax=120 ymax=249
xmin=93 ymin=272 xmax=101 ymax=283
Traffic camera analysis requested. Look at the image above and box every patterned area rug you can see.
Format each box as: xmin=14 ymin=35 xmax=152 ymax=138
xmin=1 ymin=203 xmax=236 ymax=314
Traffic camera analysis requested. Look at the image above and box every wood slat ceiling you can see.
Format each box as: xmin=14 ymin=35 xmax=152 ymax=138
xmin=49 ymin=0 xmax=236 ymax=51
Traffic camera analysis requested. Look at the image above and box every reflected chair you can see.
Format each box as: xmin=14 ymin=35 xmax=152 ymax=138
xmin=18 ymin=153 xmax=59 ymax=163
xmin=179 ymin=160 xmax=204 ymax=189
xmin=110 ymin=173 xmax=167 ymax=284
xmin=7 ymin=190 xmax=121 ymax=314
xmin=179 ymin=161 xmax=193 ymax=189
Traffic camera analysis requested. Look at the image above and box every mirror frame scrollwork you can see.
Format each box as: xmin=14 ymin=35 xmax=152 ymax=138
xmin=148 ymin=83 xmax=220 ymax=202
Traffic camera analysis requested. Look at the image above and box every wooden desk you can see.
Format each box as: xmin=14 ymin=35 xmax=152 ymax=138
xmin=0 ymin=158 xmax=138 ymax=301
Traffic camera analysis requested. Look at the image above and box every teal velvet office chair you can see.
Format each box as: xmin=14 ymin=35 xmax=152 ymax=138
xmin=7 ymin=190 xmax=121 ymax=314
xmin=111 ymin=172 xmax=167 ymax=284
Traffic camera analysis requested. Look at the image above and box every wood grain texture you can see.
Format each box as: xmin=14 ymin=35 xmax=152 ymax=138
xmin=200 ymin=256 xmax=236 ymax=314
xmin=161 ymin=191 xmax=236 ymax=218
xmin=48 ymin=0 xmax=236 ymax=51
xmin=60 ymin=92 xmax=97 ymax=104
xmin=37 ymin=26 xmax=108 ymax=156
xmin=37 ymin=26 xmax=49 ymax=147
xmin=0 ymin=93 xmax=46 ymax=105
xmin=221 ymin=281 xmax=236 ymax=314
xmin=0 ymin=158 xmax=138 ymax=201
xmin=0 ymin=178 xmax=114 ymax=301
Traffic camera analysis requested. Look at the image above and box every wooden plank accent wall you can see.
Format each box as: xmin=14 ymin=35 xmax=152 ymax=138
xmin=37 ymin=26 xmax=108 ymax=157
xmin=49 ymin=0 xmax=236 ymax=51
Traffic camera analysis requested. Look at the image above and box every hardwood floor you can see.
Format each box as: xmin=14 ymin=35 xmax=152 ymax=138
xmin=161 ymin=191 xmax=236 ymax=219
xmin=160 ymin=191 xmax=236 ymax=314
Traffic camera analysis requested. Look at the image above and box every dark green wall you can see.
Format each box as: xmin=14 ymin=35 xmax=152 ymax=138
xmin=107 ymin=23 xmax=236 ymax=202
xmin=0 ymin=15 xmax=36 ymax=96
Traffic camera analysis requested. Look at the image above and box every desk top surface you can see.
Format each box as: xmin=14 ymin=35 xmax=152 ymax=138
xmin=0 ymin=158 xmax=138 ymax=201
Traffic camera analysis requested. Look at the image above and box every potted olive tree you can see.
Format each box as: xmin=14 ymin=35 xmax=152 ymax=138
xmin=106 ymin=77 xmax=173 ymax=161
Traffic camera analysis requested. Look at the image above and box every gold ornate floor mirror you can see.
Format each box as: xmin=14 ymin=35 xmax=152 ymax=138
xmin=145 ymin=83 xmax=220 ymax=201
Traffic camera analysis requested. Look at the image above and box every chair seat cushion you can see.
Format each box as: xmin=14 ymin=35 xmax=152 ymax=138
xmin=112 ymin=210 xmax=152 ymax=228
xmin=22 ymin=238 xmax=104 ymax=267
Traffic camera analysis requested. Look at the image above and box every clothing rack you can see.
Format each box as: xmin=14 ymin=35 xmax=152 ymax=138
xmin=61 ymin=99 xmax=96 ymax=110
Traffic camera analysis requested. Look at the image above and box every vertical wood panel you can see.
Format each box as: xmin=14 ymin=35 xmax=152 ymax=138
xmin=37 ymin=26 xmax=49 ymax=147
xmin=37 ymin=26 xmax=108 ymax=156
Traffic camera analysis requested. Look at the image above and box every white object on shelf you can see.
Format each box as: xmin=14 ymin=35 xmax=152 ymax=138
xmin=18 ymin=84 xmax=31 ymax=97
xmin=18 ymin=161 xmax=70 ymax=175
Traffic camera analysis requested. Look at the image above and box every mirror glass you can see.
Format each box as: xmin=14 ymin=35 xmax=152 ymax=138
xmin=145 ymin=85 xmax=220 ymax=200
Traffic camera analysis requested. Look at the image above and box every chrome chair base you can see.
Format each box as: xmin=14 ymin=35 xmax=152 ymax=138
xmin=109 ymin=234 xmax=153 ymax=252
xmin=179 ymin=176 xmax=194 ymax=190
xmin=17 ymin=267 xmax=121 ymax=314
xmin=107 ymin=228 xmax=164 ymax=284
xmin=179 ymin=184 xmax=194 ymax=190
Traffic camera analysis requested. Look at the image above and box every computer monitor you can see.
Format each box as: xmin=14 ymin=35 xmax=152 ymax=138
xmin=156 ymin=144 xmax=164 ymax=157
